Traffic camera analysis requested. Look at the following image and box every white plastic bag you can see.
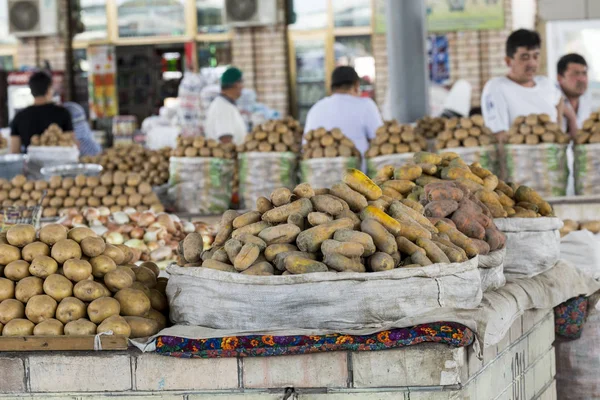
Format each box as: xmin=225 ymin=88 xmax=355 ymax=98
xmin=560 ymin=230 xmax=600 ymax=280
xmin=494 ymin=217 xmax=562 ymax=281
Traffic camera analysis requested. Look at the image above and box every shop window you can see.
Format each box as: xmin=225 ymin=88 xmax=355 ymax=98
xmin=290 ymin=0 xmax=328 ymax=31
xmin=117 ymin=0 xmax=186 ymax=38
xmin=0 ymin=0 xmax=17 ymax=44
xmin=333 ymin=0 xmax=372 ymax=28
xmin=335 ymin=35 xmax=375 ymax=99
xmin=74 ymin=0 xmax=108 ymax=41
xmin=294 ymin=39 xmax=326 ymax=123
xmin=197 ymin=41 xmax=232 ymax=69
xmin=197 ymin=0 xmax=228 ymax=34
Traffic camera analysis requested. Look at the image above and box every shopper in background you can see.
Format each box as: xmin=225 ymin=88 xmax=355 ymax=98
xmin=481 ymin=29 xmax=563 ymax=141
xmin=10 ymin=71 xmax=73 ymax=153
xmin=557 ymin=53 xmax=591 ymax=135
xmin=63 ymin=102 xmax=102 ymax=156
xmin=204 ymin=67 xmax=247 ymax=145
xmin=304 ymin=66 xmax=383 ymax=161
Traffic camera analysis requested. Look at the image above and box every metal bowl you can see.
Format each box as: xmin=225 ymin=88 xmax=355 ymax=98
xmin=40 ymin=163 xmax=103 ymax=179
xmin=0 ymin=154 xmax=28 ymax=180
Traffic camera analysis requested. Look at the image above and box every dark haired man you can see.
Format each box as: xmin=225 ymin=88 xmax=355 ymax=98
xmin=482 ymin=29 xmax=563 ymax=139
xmin=557 ymin=53 xmax=590 ymax=134
xmin=304 ymin=66 xmax=382 ymax=164
xmin=10 ymin=71 xmax=73 ymax=153
xmin=204 ymin=67 xmax=247 ymax=145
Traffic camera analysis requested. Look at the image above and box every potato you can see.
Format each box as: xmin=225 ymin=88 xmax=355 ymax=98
xmin=133 ymin=266 xmax=157 ymax=288
xmin=51 ymin=239 xmax=82 ymax=264
xmin=114 ymin=288 xmax=151 ymax=317
xmin=148 ymin=289 xmax=167 ymax=312
xmin=97 ymin=315 xmax=131 ymax=337
xmin=116 ymin=245 xmax=134 ymax=264
xmin=139 ymin=261 xmax=160 ymax=278
xmin=0 ymin=299 xmax=25 ymax=324
xmin=73 ymin=280 xmax=106 ymax=302
xmin=3 ymin=319 xmax=34 ymax=336
xmin=19 ymin=242 xmax=48 ymax=263
xmin=4 ymin=260 xmax=30 ymax=281
xmin=124 ymin=316 xmax=160 ymax=338
xmin=102 ymin=244 xmax=125 ymax=265
xmin=32 ymin=318 xmax=63 ymax=336
xmin=43 ymin=274 xmax=73 ymax=302
xmin=0 ymin=244 xmax=21 ymax=265
xmin=25 ymin=294 xmax=58 ymax=323
xmin=147 ymin=309 xmax=167 ymax=329
xmin=29 ymin=255 xmax=58 ymax=278
xmin=130 ymin=282 xmax=152 ymax=298
xmin=6 ymin=224 xmax=36 ymax=247
xmin=15 ymin=276 xmax=44 ymax=303
xmin=55 ymin=297 xmax=86 ymax=324
xmin=87 ymin=297 xmax=120 ymax=324
xmin=104 ymin=269 xmax=134 ymax=292
xmin=68 ymin=227 xmax=97 ymax=243
xmin=39 ymin=224 xmax=68 ymax=246
xmin=80 ymin=237 xmax=106 ymax=258
xmin=63 ymin=259 xmax=93 ymax=282
xmin=118 ymin=266 xmax=137 ymax=282
xmin=90 ymin=255 xmax=117 ymax=278
xmin=155 ymin=277 xmax=168 ymax=295
xmin=64 ymin=318 xmax=96 ymax=335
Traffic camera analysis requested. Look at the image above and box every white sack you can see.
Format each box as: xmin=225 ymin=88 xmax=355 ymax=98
xmin=478 ymin=248 xmax=506 ymax=292
xmin=560 ymin=230 xmax=600 ymax=280
xmin=494 ymin=217 xmax=562 ymax=281
xmin=166 ymin=257 xmax=482 ymax=332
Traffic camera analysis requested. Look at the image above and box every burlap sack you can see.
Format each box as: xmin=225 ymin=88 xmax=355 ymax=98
xmin=238 ymin=152 xmax=298 ymax=210
xmin=300 ymin=157 xmax=358 ymax=189
xmin=573 ymin=143 xmax=600 ymax=195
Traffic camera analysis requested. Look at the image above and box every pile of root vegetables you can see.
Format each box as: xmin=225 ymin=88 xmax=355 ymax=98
xmin=0 ymin=224 xmax=168 ymax=338
xmin=178 ymin=151 xmax=555 ymax=275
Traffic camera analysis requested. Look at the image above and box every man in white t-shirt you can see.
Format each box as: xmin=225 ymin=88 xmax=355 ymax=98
xmin=204 ymin=67 xmax=248 ymax=145
xmin=482 ymin=29 xmax=564 ymax=140
xmin=557 ymin=53 xmax=592 ymax=134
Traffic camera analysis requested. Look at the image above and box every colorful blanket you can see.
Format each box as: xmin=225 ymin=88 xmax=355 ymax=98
xmin=554 ymin=295 xmax=588 ymax=340
xmin=155 ymin=321 xmax=474 ymax=359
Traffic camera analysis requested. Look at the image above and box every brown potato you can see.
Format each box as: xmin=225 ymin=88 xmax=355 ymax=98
xmin=133 ymin=266 xmax=157 ymax=288
xmin=130 ymin=282 xmax=151 ymax=298
xmin=90 ymin=255 xmax=117 ymax=278
xmin=2 ymin=319 xmax=34 ymax=336
xmin=0 ymin=244 xmax=21 ymax=265
xmin=97 ymin=315 xmax=131 ymax=337
xmin=55 ymin=297 xmax=86 ymax=324
xmin=25 ymin=294 xmax=58 ymax=323
xmin=73 ymin=280 xmax=106 ymax=302
xmin=51 ymin=239 xmax=82 ymax=264
xmin=147 ymin=309 xmax=167 ymax=330
xmin=114 ymin=288 xmax=151 ymax=317
xmin=4 ymin=260 xmax=31 ymax=281
xmin=148 ymin=289 xmax=167 ymax=312
xmin=67 ymin=227 xmax=97 ymax=243
xmin=87 ymin=297 xmax=120 ymax=324
xmin=15 ymin=276 xmax=44 ymax=303
xmin=6 ymin=224 xmax=36 ymax=247
xmin=104 ymin=269 xmax=134 ymax=292
xmin=43 ymin=274 xmax=74 ymax=302
xmin=0 ymin=278 xmax=15 ymax=302
xmin=80 ymin=236 xmax=106 ymax=258
xmin=33 ymin=319 xmax=64 ymax=336
xmin=63 ymin=259 xmax=93 ymax=282
xmin=116 ymin=245 xmax=134 ymax=264
xmin=139 ymin=261 xmax=160 ymax=278
xmin=124 ymin=316 xmax=160 ymax=338
xmin=0 ymin=299 xmax=25 ymax=325
xmin=102 ymin=244 xmax=125 ymax=265
xmin=29 ymin=255 xmax=58 ymax=278
xmin=64 ymin=318 xmax=96 ymax=335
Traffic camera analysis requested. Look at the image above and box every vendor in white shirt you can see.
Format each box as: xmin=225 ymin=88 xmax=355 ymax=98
xmin=557 ymin=53 xmax=592 ymax=134
xmin=304 ymin=66 xmax=383 ymax=160
xmin=482 ymin=29 xmax=564 ymax=140
xmin=204 ymin=67 xmax=248 ymax=145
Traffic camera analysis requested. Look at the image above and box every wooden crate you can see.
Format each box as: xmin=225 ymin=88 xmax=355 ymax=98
xmin=0 ymin=335 xmax=129 ymax=351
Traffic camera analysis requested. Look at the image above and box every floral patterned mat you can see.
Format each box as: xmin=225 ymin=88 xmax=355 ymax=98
xmin=554 ymin=295 xmax=588 ymax=340
xmin=155 ymin=321 xmax=474 ymax=358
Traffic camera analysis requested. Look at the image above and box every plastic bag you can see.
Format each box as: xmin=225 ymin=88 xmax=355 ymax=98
xmin=300 ymin=157 xmax=359 ymax=189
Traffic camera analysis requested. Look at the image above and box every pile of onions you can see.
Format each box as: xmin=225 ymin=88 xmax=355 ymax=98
xmin=58 ymin=207 xmax=213 ymax=262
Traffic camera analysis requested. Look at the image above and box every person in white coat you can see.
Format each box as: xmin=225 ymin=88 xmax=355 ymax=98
xmin=204 ymin=67 xmax=247 ymax=145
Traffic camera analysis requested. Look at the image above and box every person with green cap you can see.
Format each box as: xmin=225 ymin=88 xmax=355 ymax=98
xmin=204 ymin=67 xmax=248 ymax=145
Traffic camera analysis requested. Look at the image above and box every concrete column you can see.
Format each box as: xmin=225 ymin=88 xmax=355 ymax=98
xmin=384 ymin=0 xmax=429 ymax=122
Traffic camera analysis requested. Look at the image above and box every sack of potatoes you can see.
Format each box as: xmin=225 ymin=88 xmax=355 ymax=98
xmin=0 ymin=223 xmax=168 ymax=339
xmin=238 ymin=119 xmax=301 ymax=154
xmin=30 ymin=124 xmax=77 ymax=147
xmin=171 ymin=136 xmax=236 ymax=159
xmin=507 ymin=114 xmax=570 ymax=145
xmin=366 ymin=121 xmax=426 ymax=158
xmin=575 ymin=111 xmax=600 ymax=144
xmin=81 ymin=144 xmax=171 ymax=187
xmin=414 ymin=116 xmax=447 ymax=139
xmin=435 ymin=115 xmax=496 ymax=150
xmin=302 ymin=127 xmax=360 ymax=160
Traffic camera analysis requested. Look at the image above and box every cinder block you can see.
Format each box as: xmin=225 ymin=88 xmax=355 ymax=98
xmin=509 ymin=315 xmax=523 ymax=344
xmin=467 ymin=344 xmax=484 ymax=378
xmin=523 ymin=309 xmax=551 ymax=334
xmin=188 ymin=394 xmax=283 ymax=400
xmin=352 ymin=344 xmax=467 ymax=388
xmin=496 ymin=332 xmax=510 ymax=355
xmin=539 ymin=380 xmax=557 ymax=400
xmin=28 ymin=354 xmax=132 ymax=392
xmin=300 ymin=393 xmax=408 ymax=400
xmin=0 ymin=357 xmax=26 ymax=393
xmin=406 ymin=390 xmax=460 ymax=399
xmin=528 ymin=314 xmax=555 ymax=364
xmin=482 ymin=342 xmax=497 ymax=366
xmin=81 ymin=395 xmax=182 ymax=400
xmin=243 ymin=352 xmax=347 ymax=389
xmin=135 ymin=353 xmax=238 ymax=391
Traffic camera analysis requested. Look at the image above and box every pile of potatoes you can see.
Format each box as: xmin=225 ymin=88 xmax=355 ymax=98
xmin=30 ymin=124 xmax=76 ymax=147
xmin=507 ymin=114 xmax=570 ymax=145
xmin=374 ymin=151 xmax=553 ymax=219
xmin=435 ymin=115 xmax=496 ymax=150
xmin=0 ymin=173 xmax=163 ymax=219
xmin=0 ymin=224 xmax=168 ymax=338
xmin=560 ymin=220 xmax=600 ymax=237
xmin=301 ymin=128 xmax=360 ymax=160
xmin=575 ymin=112 xmax=600 ymax=144
xmin=415 ymin=116 xmax=447 ymax=139
xmin=172 ymin=136 xmax=236 ymax=159
xmin=81 ymin=144 xmax=171 ymax=187
xmin=237 ymin=119 xmax=302 ymax=154
xmin=179 ymin=164 xmax=510 ymax=275
xmin=365 ymin=121 xmax=427 ymax=158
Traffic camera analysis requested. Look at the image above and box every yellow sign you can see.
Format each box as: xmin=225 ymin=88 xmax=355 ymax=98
xmin=427 ymin=0 xmax=505 ymax=32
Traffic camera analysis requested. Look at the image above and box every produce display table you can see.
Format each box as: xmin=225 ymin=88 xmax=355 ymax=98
xmin=0 ymin=309 xmax=555 ymax=399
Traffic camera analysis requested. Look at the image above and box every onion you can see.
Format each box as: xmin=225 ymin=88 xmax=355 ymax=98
xmin=119 ymin=224 xmax=134 ymax=234
xmin=105 ymin=231 xmax=125 ymax=245
xmin=67 ymin=208 xmax=80 ymax=218
xmin=130 ymin=227 xmax=144 ymax=240
xmin=182 ymin=221 xmax=195 ymax=233
xmin=98 ymin=216 xmax=108 ymax=225
xmin=112 ymin=212 xmax=130 ymax=225
xmin=138 ymin=212 xmax=156 ymax=227
xmin=129 ymin=212 xmax=141 ymax=223
xmin=167 ymin=241 xmax=179 ymax=251
xmin=156 ymin=213 xmax=176 ymax=233
xmin=123 ymin=207 xmax=137 ymax=215
xmin=98 ymin=206 xmax=111 ymax=217
xmin=147 ymin=241 xmax=160 ymax=252
xmin=89 ymin=218 xmax=104 ymax=227
xmin=151 ymin=204 xmax=165 ymax=214
xmin=84 ymin=207 xmax=100 ymax=221
xmin=129 ymin=247 xmax=142 ymax=263
xmin=170 ymin=214 xmax=181 ymax=223
xmin=71 ymin=215 xmax=85 ymax=226
xmin=91 ymin=225 xmax=108 ymax=236
xmin=124 ymin=239 xmax=148 ymax=252
xmin=143 ymin=229 xmax=159 ymax=243
xmin=150 ymin=246 xmax=172 ymax=262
